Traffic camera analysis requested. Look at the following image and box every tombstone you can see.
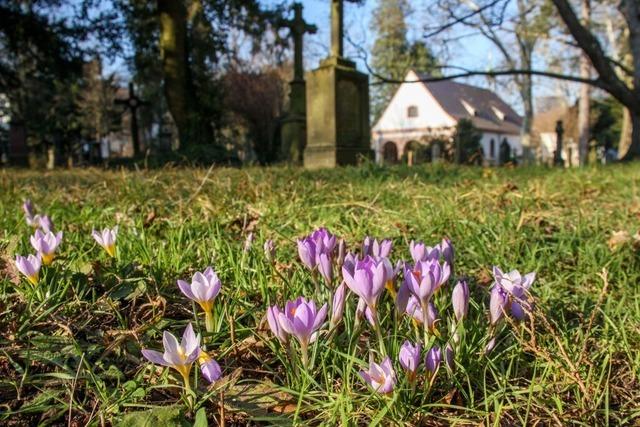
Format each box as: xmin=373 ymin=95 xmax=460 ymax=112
xmin=554 ymin=120 xmax=564 ymax=167
xmin=279 ymin=3 xmax=317 ymax=164
xmin=115 ymin=82 xmax=148 ymax=157
xmin=499 ymin=138 xmax=511 ymax=165
xmin=431 ymin=142 xmax=441 ymax=163
xmin=304 ymin=0 xmax=371 ymax=169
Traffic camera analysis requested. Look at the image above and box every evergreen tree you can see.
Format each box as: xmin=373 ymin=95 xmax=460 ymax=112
xmin=370 ymin=0 xmax=439 ymax=121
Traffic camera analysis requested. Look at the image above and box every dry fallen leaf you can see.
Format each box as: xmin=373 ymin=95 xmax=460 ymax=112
xmin=608 ymin=230 xmax=631 ymax=251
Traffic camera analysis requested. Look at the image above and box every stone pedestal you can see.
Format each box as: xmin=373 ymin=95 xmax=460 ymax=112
xmin=304 ymin=56 xmax=371 ymax=169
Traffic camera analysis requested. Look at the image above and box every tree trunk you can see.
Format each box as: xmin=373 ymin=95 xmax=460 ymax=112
xmin=577 ymin=0 xmax=590 ymax=166
xmin=619 ymin=110 xmax=640 ymax=161
xmin=520 ymin=72 xmax=534 ymax=163
xmin=157 ymin=0 xmax=212 ymax=149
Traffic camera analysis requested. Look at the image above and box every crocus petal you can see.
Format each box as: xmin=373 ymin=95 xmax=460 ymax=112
xmin=142 ymin=349 xmax=172 ymax=367
xmin=201 ymin=358 xmax=222 ymax=382
xmin=177 ymin=279 xmax=196 ymax=300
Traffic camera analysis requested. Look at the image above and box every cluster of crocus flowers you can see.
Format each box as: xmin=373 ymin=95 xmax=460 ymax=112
xmin=30 ymin=229 xmax=63 ymax=265
xmin=297 ymin=228 xmax=338 ymax=285
xmin=489 ymin=267 xmax=536 ymax=324
xmin=267 ymin=297 xmax=327 ymax=368
xmin=177 ymin=267 xmax=222 ymax=332
xmin=23 ymin=200 xmax=54 ymax=232
xmin=141 ymin=324 xmax=222 ymax=396
xmin=92 ymin=227 xmax=118 ymax=257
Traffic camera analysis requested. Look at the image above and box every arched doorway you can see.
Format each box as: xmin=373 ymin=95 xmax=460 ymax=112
xmin=382 ymin=141 xmax=398 ymax=164
xmin=403 ymin=140 xmax=426 ymax=165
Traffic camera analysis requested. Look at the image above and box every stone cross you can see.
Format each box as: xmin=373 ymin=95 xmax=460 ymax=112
xmin=554 ymin=120 xmax=564 ymax=166
xmin=281 ymin=3 xmax=317 ymax=81
xmin=115 ymin=82 xmax=148 ymax=157
xmin=331 ymin=0 xmax=344 ymax=57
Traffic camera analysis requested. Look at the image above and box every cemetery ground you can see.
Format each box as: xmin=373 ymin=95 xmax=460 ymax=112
xmin=1 ymin=163 xmax=639 ymax=426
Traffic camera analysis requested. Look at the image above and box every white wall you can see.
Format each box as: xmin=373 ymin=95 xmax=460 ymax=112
xmin=373 ymin=70 xmax=457 ymax=133
xmin=480 ymin=132 xmax=522 ymax=162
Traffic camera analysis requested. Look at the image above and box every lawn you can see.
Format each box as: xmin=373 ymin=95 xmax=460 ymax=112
xmin=1 ymin=163 xmax=639 ymax=426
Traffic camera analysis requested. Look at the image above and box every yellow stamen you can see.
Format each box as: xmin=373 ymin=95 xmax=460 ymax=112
xmin=105 ymin=245 xmax=116 ymax=257
xmin=27 ymin=274 xmax=39 ymax=285
xmin=42 ymin=253 xmax=54 ymax=265
xmin=385 ymin=280 xmax=397 ymax=298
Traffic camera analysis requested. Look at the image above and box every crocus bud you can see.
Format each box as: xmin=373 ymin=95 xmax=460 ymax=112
xmin=23 ymin=200 xmax=34 ymax=220
xmin=318 ymin=252 xmax=333 ymax=285
xmin=243 ymin=232 xmax=254 ymax=253
xmin=266 ymin=305 xmax=288 ymax=345
xmin=199 ymin=352 xmax=222 ymax=383
xmin=263 ymin=239 xmax=276 ymax=263
xmin=297 ymin=238 xmax=317 ymax=269
xmin=452 ymin=280 xmax=469 ymax=322
xmin=398 ymin=340 xmax=421 ymax=381
xmin=444 ymin=344 xmax=455 ymax=371
xmin=489 ymin=285 xmax=508 ymax=326
xmin=484 ymin=336 xmax=497 ymax=355
xmin=425 ymin=346 xmax=442 ymax=374
xmin=330 ymin=283 xmax=347 ymax=328
xmin=440 ymin=238 xmax=454 ymax=268
xmin=336 ymin=238 xmax=346 ymax=267
xmin=38 ymin=215 xmax=54 ymax=232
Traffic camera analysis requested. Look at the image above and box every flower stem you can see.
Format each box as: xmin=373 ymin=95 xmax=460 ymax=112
xmin=205 ymin=310 xmax=215 ymax=333
xmin=181 ymin=371 xmax=194 ymax=409
xmin=300 ymin=342 xmax=309 ymax=370
xmin=371 ymin=310 xmax=387 ymax=356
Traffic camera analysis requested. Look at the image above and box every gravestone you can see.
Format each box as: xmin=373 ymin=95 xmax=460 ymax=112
xmin=115 ymin=82 xmax=148 ymax=157
xmin=304 ymin=0 xmax=371 ymax=169
xmin=280 ymin=3 xmax=317 ymax=164
xmin=431 ymin=142 xmax=441 ymax=163
xmin=554 ymin=120 xmax=564 ymax=167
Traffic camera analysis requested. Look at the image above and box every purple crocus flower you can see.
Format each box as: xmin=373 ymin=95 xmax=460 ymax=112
xmin=404 ymin=259 xmax=450 ymax=307
xmin=199 ymin=352 xmax=222 ymax=383
xmin=363 ymin=237 xmax=393 ymax=259
xmin=277 ymin=297 xmax=327 ymax=366
xmin=359 ymin=356 xmax=396 ymax=394
xmin=489 ymin=285 xmax=509 ymax=326
xmin=336 ymin=238 xmax=346 ymax=267
xmin=38 ymin=215 xmax=54 ymax=233
xmin=318 ymin=252 xmax=333 ymax=285
xmin=141 ymin=323 xmax=201 ymax=386
xmin=398 ymin=340 xmax=421 ymax=381
xmin=439 ymin=238 xmax=454 ymax=268
xmin=405 ymin=297 xmax=439 ymax=333
xmin=425 ymin=346 xmax=442 ymax=374
xmin=30 ymin=229 xmax=63 ymax=265
xmin=342 ymin=256 xmax=388 ymax=324
xmin=297 ymin=238 xmax=317 ymax=269
xmin=452 ymin=280 xmax=470 ymax=322
xmin=330 ymin=283 xmax=347 ymax=329
xmin=263 ymin=239 xmax=276 ymax=263
xmin=266 ymin=305 xmax=289 ymax=345
xmin=177 ymin=267 xmax=222 ymax=332
xmin=409 ymin=240 xmax=440 ymax=263
xmin=311 ymin=227 xmax=337 ymax=253
xmin=444 ymin=344 xmax=455 ymax=371
xmin=15 ymin=254 xmax=42 ymax=285
xmin=23 ymin=200 xmax=34 ymax=224
xmin=92 ymin=227 xmax=118 ymax=257
xmin=484 ymin=337 xmax=497 ymax=354
xmin=493 ymin=267 xmax=536 ymax=320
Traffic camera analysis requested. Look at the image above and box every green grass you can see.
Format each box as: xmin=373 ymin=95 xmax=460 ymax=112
xmin=0 ymin=163 xmax=639 ymax=426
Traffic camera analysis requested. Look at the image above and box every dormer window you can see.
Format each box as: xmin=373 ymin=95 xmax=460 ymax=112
xmin=461 ymin=100 xmax=476 ymax=116
xmin=407 ymin=105 xmax=418 ymax=118
xmin=492 ymin=106 xmax=505 ymax=121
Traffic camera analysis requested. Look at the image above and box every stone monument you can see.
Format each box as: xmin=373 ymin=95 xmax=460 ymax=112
xmin=280 ymin=3 xmax=316 ymax=164
xmin=304 ymin=0 xmax=371 ymax=169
